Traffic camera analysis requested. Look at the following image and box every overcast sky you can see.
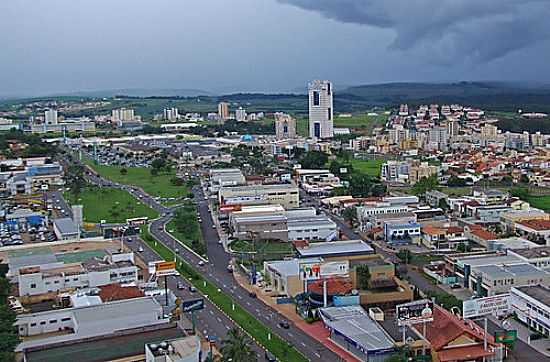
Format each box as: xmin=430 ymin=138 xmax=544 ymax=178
xmin=1 ymin=0 xmax=550 ymax=97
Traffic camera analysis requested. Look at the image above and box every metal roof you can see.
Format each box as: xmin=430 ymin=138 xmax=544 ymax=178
xmin=297 ymin=240 xmax=374 ymax=258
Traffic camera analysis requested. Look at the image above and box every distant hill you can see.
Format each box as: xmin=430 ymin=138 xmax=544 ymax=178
xmin=340 ymin=81 xmax=550 ymax=112
xmin=49 ymin=88 xmax=215 ymax=98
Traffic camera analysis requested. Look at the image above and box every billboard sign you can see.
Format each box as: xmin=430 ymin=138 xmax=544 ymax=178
xmin=396 ymin=299 xmax=434 ymax=326
xmin=495 ymin=329 xmax=517 ymax=344
xmin=155 ymin=261 xmax=178 ymax=277
xmin=462 ymin=294 xmax=510 ymax=319
xmin=181 ymin=298 xmax=204 ymax=312
xmin=299 ymin=261 xmax=348 ymax=281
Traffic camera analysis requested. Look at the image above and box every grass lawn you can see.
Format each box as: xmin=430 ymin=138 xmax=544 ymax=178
xmin=334 ymin=113 xmax=387 ymax=131
xmin=166 ymin=207 xmax=205 ymax=257
xmin=348 ymin=158 xmax=384 ymax=178
xmin=526 ymin=195 xmax=550 ymax=212
xmin=295 ymin=112 xmax=386 ymax=137
xmin=83 ymin=158 xmax=188 ymax=199
xmin=64 ymin=187 xmax=159 ymax=223
xmin=140 ymin=227 xmax=307 ymax=362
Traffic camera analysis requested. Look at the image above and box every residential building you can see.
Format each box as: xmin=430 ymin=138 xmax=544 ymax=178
xmin=274 ymin=112 xmax=296 ymax=140
xmin=217 ymin=102 xmax=229 ymax=121
xmin=420 ymin=225 xmax=466 ymax=250
xmin=163 ymin=107 xmax=179 ymax=121
xmin=235 ymin=107 xmax=247 ymax=122
xmin=428 ymin=126 xmax=448 ymax=152
xmin=45 ymin=109 xmax=58 ymax=125
xmin=219 ymin=183 xmax=299 ymax=209
xmin=111 ymin=108 xmax=135 ymax=123
xmin=408 ymin=162 xmax=438 ymax=184
xmin=308 ymin=80 xmax=333 ymax=139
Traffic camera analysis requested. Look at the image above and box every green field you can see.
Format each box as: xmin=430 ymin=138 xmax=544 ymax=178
xmin=140 ymin=227 xmax=308 ymax=362
xmin=348 ymin=158 xmax=384 ymax=177
xmin=230 ymin=239 xmax=294 ymax=254
xmin=295 ymin=113 xmax=387 ymax=137
xmin=64 ymin=187 xmax=159 ymax=223
xmin=84 ymin=159 xmax=188 ymax=200
xmin=525 ymin=196 xmax=550 ymax=212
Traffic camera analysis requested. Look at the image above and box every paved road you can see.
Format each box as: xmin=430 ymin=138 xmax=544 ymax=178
xmin=149 ymin=184 xmax=337 ymax=361
xmin=124 ymin=236 xmax=265 ymax=358
xmin=77 ymin=162 xmax=336 ymax=361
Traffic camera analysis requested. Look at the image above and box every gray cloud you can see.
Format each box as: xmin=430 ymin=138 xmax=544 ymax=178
xmin=277 ymin=0 xmax=550 ymax=62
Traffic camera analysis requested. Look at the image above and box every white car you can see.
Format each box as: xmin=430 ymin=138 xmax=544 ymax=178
xmin=198 ymin=260 xmax=205 ymax=266
xmin=138 ymin=246 xmax=144 ymax=252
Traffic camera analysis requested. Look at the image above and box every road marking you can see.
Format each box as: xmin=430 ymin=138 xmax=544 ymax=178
xmin=209 ymin=310 xmax=214 ymax=316
xmin=246 ymin=302 xmax=251 ymax=306
xmin=237 ymin=295 xmax=242 ymax=299
xmin=288 ymin=333 xmax=294 ymax=338
xmin=217 ymin=317 xmax=222 ymax=323
xmin=301 ymin=342 xmax=306 ymax=347
xmin=225 ymin=325 xmax=231 ymax=330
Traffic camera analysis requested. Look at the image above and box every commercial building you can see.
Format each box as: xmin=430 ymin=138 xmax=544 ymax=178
xmin=414 ymin=305 xmax=503 ymax=362
xmin=295 ymin=240 xmax=374 ymax=259
xmin=53 ymin=217 xmax=80 ymax=240
xmin=471 ymin=263 xmax=550 ymax=297
xmin=508 ymin=246 xmax=550 ymax=270
xmin=208 ymin=168 xmax=245 ymax=192
xmin=319 ymin=306 xmax=395 ymax=362
xmin=146 ymin=335 xmax=202 ymax=362
xmin=16 ymin=296 xmax=172 ymax=355
xmin=308 ymin=80 xmax=333 ymax=139
xmin=229 ymin=206 xmax=337 ymax=242
xmin=16 ymin=251 xmax=138 ymax=299
xmin=30 ymin=118 xmax=96 ymax=134
xmin=218 ymin=183 xmax=299 ymax=209
xmin=510 ymin=285 xmax=550 ymax=337
xmin=384 ymin=221 xmax=421 ymax=245
xmin=274 ymin=112 xmax=296 ymax=140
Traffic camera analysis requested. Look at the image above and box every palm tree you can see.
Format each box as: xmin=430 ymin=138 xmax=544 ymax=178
xmin=220 ymin=327 xmax=257 ymax=362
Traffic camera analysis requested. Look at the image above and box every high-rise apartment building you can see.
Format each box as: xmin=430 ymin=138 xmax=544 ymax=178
xmin=308 ymin=80 xmax=333 ymax=139
xmin=45 ymin=109 xmax=58 ymax=125
xmin=163 ymin=107 xmax=179 ymax=121
xmin=274 ymin=113 xmax=296 ymax=140
xmin=111 ymin=108 xmax=135 ymax=122
xmin=218 ymin=102 xmax=230 ymax=122
xmin=236 ymin=107 xmax=247 ymax=122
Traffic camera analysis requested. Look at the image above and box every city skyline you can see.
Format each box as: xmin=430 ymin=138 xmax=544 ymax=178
xmin=2 ymin=0 xmax=550 ymax=97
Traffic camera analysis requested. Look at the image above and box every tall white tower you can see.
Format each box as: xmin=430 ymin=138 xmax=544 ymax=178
xmin=45 ymin=109 xmax=58 ymax=125
xmin=308 ymin=80 xmax=333 ymax=139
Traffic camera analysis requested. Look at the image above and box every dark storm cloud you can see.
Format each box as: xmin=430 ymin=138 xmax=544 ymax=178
xmin=277 ymin=0 xmax=550 ymax=62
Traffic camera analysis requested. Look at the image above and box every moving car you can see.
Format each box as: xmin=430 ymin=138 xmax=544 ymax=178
xmin=278 ymin=320 xmax=290 ymax=329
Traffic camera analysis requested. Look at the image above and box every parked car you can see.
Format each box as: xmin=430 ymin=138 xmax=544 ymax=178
xmin=248 ymin=292 xmax=257 ymax=298
xmin=450 ymin=283 xmax=462 ymax=289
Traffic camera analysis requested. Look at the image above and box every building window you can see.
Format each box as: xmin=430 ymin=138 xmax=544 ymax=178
xmin=30 ymin=323 xmax=36 ymax=327
xmin=40 ymin=321 xmax=46 ymax=325
xmin=313 ymin=91 xmax=320 ymax=106
xmin=30 ymin=283 xmax=36 ymax=289
xmin=61 ymin=317 xmax=71 ymax=322
xmin=327 ymin=107 xmax=332 ymax=121
xmin=49 ymin=320 xmax=57 ymax=324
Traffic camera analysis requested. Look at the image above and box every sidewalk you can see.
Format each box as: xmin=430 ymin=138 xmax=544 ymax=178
xmin=233 ymin=270 xmax=361 ymax=362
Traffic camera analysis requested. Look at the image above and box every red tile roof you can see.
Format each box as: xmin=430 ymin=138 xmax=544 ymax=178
xmin=419 ymin=305 xmax=496 ymax=351
xmin=437 ymin=345 xmax=495 ymax=362
xmin=468 ymin=225 xmax=497 ymax=241
xmin=99 ymin=284 xmax=144 ymax=302
xmin=518 ymin=218 xmax=550 ymax=231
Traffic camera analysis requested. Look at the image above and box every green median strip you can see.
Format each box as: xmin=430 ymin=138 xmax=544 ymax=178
xmin=140 ymin=227 xmax=309 ymax=362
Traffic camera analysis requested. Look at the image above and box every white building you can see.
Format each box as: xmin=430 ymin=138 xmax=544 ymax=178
xmin=17 ymin=252 xmax=138 ymax=297
xmin=44 ymin=109 xmax=58 ymax=125
xmin=308 ymin=80 xmax=333 ymax=139
xmin=236 ymin=107 xmax=247 ymax=122
xmin=163 ymin=107 xmax=180 ymax=121
xmin=112 ymin=108 xmax=135 ymax=123
xmin=510 ymin=285 xmax=550 ymax=337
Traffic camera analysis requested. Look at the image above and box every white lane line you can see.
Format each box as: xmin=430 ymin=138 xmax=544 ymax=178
xmin=301 ymin=342 xmax=306 ymax=347
xmin=217 ymin=317 xmax=222 ymax=323
xmin=288 ymin=333 xmax=294 ymax=338
xmin=209 ymin=310 xmax=214 ymax=316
